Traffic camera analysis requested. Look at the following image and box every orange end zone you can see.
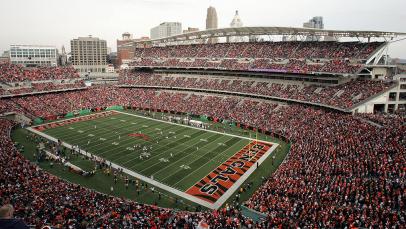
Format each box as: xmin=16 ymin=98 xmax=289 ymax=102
xmin=185 ymin=141 xmax=272 ymax=203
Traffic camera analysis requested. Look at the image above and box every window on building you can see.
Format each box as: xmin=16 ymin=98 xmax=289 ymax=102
xmin=389 ymin=92 xmax=397 ymax=101
xmin=399 ymin=92 xmax=406 ymax=101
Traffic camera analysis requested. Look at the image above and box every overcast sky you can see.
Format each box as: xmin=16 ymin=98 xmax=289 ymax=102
xmin=1 ymin=0 xmax=405 ymax=58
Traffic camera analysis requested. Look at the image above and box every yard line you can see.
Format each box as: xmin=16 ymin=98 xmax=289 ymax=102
xmin=60 ymin=122 xmax=180 ymax=163
xmin=158 ymin=136 xmax=239 ymax=182
xmin=171 ymin=138 xmax=246 ymax=187
xmin=96 ymin=124 xmax=190 ymax=159
xmin=46 ymin=114 xmax=152 ymax=142
xmin=147 ymin=134 xmax=229 ymax=176
xmin=44 ymin=114 xmax=139 ymax=140
xmin=114 ymin=128 xmax=202 ymax=166
xmin=116 ymin=110 xmax=269 ymax=143
xmin=50 ymin=116 xmax=158 ymax=149
xmin=135 ymin=131 xmax=215 ymax=173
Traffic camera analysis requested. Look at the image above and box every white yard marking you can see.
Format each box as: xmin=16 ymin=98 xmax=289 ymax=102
xmin=88 ymin=134 xmax=95 ymax=137
xmin=131 ymin=122 xmax=137 ymax=125
xmin=68 ymin=127 xmax=74 ymax=130
xmin=183 ymin=135 xmax=191 ymax=138
xmin=200 ymin=138 xmax=208 ymax=142
xmin=99 ymin=138 xmax=106 ymax=141
xmin=112 ymin=142 xmax=119 ymax=145
xmin=126 ymin=147 xmax=135 ymax=151
xmin=115 ymin=110 xmax=273 ymax=143
xmin=77 ymin=130 xmax=84 ymax=133
xmin=120 ymin=119 xmax=126 ymax=122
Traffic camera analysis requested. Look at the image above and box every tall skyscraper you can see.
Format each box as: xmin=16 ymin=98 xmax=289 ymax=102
xmin=59 ymin=45 xmax=67 ymax=66
xmin=70 ymin=36 xmax=107 ymax=73
xmin=206 ymin=6 xmax=218 ymax=43
xmin=150 ymin=22 xmax=182 ymax=39
xmin=206 ymin=6 xmax=218 ymax=30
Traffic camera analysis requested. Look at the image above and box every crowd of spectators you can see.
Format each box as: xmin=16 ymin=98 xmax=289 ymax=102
xmin=128 ymin=41 xmax=382 ymax=74
xmin=0 ymin=119 xmax=175 ymax=227
xmin=0 ymin=86 xmax=404 ymax=227
xmin=245 ymin=106 xmax=405 ymax=228
xmin=358 ymin=112 xmax=405 ymax=127
xmin=119 ymin=72 xmax=394 ymax=109
xmin=133 ymin=41 xmax=381 ymax=60
xmin=0 ymin=63 xmax=84 ymax=96
xmin=0 ymin=81 xmax=85 ymax=96
xmin=0 ymin=63 xmax=79 ymax=83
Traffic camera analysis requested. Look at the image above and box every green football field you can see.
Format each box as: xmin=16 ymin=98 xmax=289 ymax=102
xmin=35 ymin=111 xmax=260 ymax=193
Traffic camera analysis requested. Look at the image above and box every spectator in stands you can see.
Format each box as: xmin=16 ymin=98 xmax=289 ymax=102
xmin=0 ymin=204 xmax=29 ymax=229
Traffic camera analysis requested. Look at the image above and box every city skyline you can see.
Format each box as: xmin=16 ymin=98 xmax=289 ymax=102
xmin=0 ymin=0 xmax=405 ymax=58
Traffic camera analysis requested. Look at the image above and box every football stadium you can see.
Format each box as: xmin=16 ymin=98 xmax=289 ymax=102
xmin=0 ymin=1 xmax=405 ymax=228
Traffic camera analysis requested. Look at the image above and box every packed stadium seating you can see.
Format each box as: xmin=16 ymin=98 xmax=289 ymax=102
xmin=0 ymin=59 xmax=404 ymax=227
xmin=0 ymin=87 xmax=404 ymax=227
xmin=0 ymin=63 xmax=84 ymax=96
xmin=128 ymin=41 xmax=383 ymax=74
xmin=118 ymin=71 xmax=394 ymax=109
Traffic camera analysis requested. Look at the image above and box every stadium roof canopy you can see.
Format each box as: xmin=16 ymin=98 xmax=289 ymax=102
xmin=126 ymin=26 xmax=406 ymax=46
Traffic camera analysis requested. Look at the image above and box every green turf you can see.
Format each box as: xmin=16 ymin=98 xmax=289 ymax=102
xmin=40 ymin=111 xmax=252 ymax=191
xmin=14 ymin=110 xmax=290 ymax=209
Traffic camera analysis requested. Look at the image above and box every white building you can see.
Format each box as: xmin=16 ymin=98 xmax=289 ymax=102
xmin=150 ymin=22 xmax=182 ymax=40
xmin=9 ymin=45 xmax=58 ymax=67
xmin=230 ymin=10 xmax=243 ymax=28
xmin=229 ymin=10 xmax=246 ymax=42
xmin=70 ymin=36 xmax=107 ymax=73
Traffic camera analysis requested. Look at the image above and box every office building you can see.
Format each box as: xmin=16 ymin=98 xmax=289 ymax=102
xmin=0 ymin=51 xmax=10 ymax=64
xmin=206 ymin=6 xmax=218 ymax=30
xmin=117 ymin=33 xmax=149 ymax=66
xmin=303 ymin=16 xmax=333 ymax=41
xmin=58 ymin=46 xmax=68 ymax=66
xmin=70 ymin=36 xmax=107 ymax=73
xmin=9 ymin=45 xmax=58 ymax=67
xmin=206 ymin=6 xmax=218 ymax=43
xmin=150 ymin=22 xmax=182 ymax=39
xmin=303 ymin=16 xmax=324 ymax=29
